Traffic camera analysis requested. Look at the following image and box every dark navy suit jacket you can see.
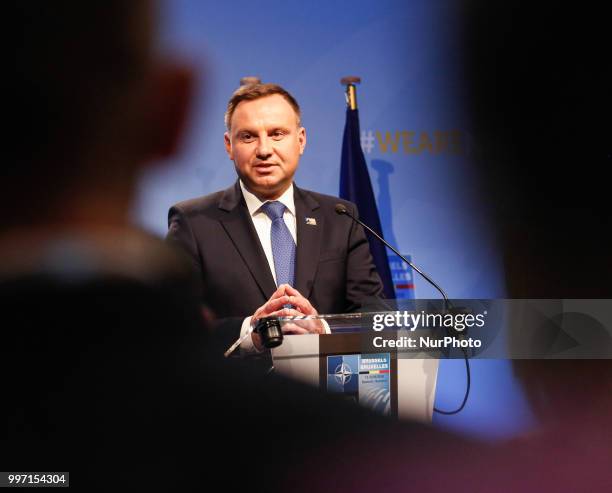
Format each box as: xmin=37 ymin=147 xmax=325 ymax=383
xmin=166 ymin=180 xmax=384 ymax=341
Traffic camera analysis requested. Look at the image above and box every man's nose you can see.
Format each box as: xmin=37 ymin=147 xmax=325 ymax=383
xmin=256 ymin=135 xmax=273 ymax=159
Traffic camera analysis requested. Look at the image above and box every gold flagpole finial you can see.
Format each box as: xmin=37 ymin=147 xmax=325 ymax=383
xmin=340 ymin=76 xmax=361 ymax=110
xmin=240 ymin=76 xmax=261 ymax=86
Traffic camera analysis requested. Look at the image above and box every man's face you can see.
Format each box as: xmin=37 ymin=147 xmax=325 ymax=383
xmin=224 ymin=94 xmax=306 ymax=200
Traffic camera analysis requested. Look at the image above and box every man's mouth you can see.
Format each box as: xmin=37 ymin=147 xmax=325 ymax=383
xmin=253 ymin=163 xmax=277 ymax=172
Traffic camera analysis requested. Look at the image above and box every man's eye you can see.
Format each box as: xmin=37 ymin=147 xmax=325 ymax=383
xmin=271 ymin=131 xmax=285 ymax=140
xmin=240 ymin=133 xmax=254 ymax=142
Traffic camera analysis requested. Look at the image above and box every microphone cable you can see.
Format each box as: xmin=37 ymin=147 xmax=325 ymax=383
xmin=335 ymin=203 xmax=471 ymax=415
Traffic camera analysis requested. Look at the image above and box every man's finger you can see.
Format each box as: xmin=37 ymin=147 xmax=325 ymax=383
xmin=269 ymin=307 xmax=301 ymax=318
xmin=269 ymin=284 xmax=288 ymax=300
xmin=252 ymin=296 xmax=296 ymax=328
xmin=284 ymin=285 xmax=303 ymax=298
xmin=256 ymin=295 xmax=289 ymax=317
xmin=281 ymin=323 xmax=309 ymax=335
xmin=283 ymin=286 xmax=317 ymax=314
xmin=265 ymin=295 xmax=292 ymax=313
xmin=286 ymin=295 xmax=316 ymax=315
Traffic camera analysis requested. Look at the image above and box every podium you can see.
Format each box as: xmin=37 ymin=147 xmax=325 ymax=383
xmin=271 ymin=317 xmax=439 ymax=423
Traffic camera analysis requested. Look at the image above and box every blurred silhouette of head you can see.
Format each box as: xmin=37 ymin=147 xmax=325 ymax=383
xmin=7 ymin=1 xmax=192 ymax=230
xmin=463 ymin=1 xmax=612 ymax=424
xmin=464 ymin=0 xmax=611 ymax=298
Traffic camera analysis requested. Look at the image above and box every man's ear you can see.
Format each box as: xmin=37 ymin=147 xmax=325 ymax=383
xmin=298 ymin=126 xmax=306 ymax=155
xmin=146 ymin=62 xmax=195 ymax=160
xmin=224 ymin=131 xmax=233 ymax=160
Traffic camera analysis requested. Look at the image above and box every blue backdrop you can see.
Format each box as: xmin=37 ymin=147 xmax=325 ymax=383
xmin=132 ymin=0 xmax=535 ymax=439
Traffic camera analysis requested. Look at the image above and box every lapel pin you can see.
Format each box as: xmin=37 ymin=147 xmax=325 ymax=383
xmin=305 ymin=217 xmax=317 ymax=226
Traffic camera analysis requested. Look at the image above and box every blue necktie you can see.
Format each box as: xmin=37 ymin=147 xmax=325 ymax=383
xmin=261 ymin=201 xmax=296 ymax=287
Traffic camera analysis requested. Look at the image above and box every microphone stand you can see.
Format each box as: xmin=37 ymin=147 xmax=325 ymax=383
xmin=335 ymin=204 xmax=471 ymax=415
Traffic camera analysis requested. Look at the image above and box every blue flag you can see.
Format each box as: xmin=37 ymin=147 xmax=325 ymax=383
xmin=340 ymin=107 xmax=395 ymax=299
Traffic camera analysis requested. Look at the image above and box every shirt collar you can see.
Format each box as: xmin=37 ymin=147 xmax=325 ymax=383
xmin=239 ymin=180 xmax=296 ymax=217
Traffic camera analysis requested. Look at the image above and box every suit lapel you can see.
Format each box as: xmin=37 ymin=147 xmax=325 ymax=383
xmin=294 ymin=185 xmax=323 ymax=299
xmin=218 ymin=181 xmax=277 ymax=301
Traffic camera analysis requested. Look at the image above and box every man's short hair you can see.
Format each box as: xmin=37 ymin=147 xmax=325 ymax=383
xmin=224 ymin=83 xmax=301 ymax=130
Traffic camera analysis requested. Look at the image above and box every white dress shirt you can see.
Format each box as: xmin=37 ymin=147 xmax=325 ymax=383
xmin=238 ymin=181 xmax=329 ymax=354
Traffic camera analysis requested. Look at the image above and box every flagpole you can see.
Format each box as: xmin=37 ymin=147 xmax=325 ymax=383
xmin=338 ymin=76 xmax=398 ymax=300
xmin=240 ymin=76 xmax=261 ymax=86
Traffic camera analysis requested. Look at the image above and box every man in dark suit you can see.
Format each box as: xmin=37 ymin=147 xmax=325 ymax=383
xmin=3 ymin=3 xmax=465 ymax=489
xmin=3 ymin=2 xmax=506 ymax=490
xmin=167 ymin=83 xmax=383 ymax=352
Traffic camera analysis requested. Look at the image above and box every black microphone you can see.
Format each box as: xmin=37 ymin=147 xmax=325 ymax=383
xmin=335 ymin=203 xmax=450 ymax=306
xmin=336 ymin=203 xmax=471 ymax=415
xmin=254 ymin=316 xmax=284 ymax=349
